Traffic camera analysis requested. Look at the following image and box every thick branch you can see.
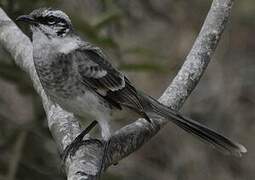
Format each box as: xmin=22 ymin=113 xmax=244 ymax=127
xmin=0 ymin=0 xmax=234 ymax=179
xmin=0 ymin=8 xmax=97 ymax=180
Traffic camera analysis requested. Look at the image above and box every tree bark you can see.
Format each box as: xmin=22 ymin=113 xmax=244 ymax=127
xmin=0 ymin=0 xmax=234 ymax=179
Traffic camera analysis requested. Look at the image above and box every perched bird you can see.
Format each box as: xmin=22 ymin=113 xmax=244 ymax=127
xmin=16 ymin=8 xmax=246 ymax=161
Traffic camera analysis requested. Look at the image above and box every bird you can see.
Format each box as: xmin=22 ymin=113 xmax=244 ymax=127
xmin=16 ymin=8 xmax=246 ymax=163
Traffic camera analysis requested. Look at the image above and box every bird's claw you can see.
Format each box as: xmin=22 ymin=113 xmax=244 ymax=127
xmin=61 ymin=138 xmax=103 ymax=162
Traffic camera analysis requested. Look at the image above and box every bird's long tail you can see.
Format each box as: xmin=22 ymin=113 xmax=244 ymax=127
xmin=142 ymin=94 xmax=247 ymax=157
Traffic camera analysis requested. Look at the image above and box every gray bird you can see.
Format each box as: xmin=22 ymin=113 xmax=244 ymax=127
xmin=16 ymin=8 xmax=246 ymax=161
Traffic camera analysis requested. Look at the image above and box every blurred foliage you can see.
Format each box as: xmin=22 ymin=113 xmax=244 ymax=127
xmin=0 ymin=0 xmax=254 ymax=180
xmin=0 ymin=60 xmax=34 ymax=94
xmin=120 ymin=63 xmax=165 ymax=72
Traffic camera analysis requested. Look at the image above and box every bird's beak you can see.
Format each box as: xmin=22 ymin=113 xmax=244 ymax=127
xmin=16 ymin=15 xmax=36 ymax=24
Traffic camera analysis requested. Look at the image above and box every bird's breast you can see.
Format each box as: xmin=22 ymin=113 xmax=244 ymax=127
xmin=33 ymin=41 xmax=83 ymax=100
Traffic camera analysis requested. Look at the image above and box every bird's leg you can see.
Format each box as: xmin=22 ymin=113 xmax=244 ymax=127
xmin=99 ymin=138 xmax=111 ymax=174
xmin=61 ymin=120 xmax=101 ymax=162
xmin=97 ymin=119 xmax=112 ymax=176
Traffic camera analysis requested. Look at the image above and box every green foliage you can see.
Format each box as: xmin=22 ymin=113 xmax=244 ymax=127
xmin=120 ymin=63 xmax=165 ymax=73
xmin=124 ymin=47 xmax=166 ymax=61
xmin=0 ymin=60 xmax=34 ymax=94
xmin=92 ymin=10 xmax=122 ymax=31
xmin=103 ymin=172 xmax=124 ymax=180
xmin=71 ymin=15 xmax=119 ymax=48
xmin=73 ymin=8 xmax=122 ymax=48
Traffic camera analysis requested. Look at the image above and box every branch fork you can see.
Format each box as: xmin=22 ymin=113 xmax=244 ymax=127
xmin=0 ymin=0 xmax=234 ymax=179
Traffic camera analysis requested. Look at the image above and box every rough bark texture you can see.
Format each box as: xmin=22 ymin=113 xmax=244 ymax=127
xmin=0 ymin=0 xmax=234 ymax=179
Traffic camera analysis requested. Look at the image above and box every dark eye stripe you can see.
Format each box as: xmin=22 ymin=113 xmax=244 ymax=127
xmin=36 ymin=16 xmax=67 ymax=26
xmin=36 ymin=17 xmax=48 ymax=24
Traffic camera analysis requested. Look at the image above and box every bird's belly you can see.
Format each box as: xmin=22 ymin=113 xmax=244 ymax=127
xmin=53 ymin=90 xmax=111 ymax=120
xmin=34 ymin=56 xmax=111 ymax=119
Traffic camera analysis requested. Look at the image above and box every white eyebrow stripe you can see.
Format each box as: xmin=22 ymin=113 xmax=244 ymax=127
xmin=46 ymin=10 xmax=71 ymax=23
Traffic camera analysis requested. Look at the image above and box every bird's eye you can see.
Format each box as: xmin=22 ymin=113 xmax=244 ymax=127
xmin=47 ymin=16 xmax=55 ymax=24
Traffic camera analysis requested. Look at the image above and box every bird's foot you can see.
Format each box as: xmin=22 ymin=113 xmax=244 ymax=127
xmin=61 ymin=120 xmax=99 ymax=162
xmin=99 ymin=139 xmax=111 ymax=173
xmin=61 ymin=138 xmax=103 ymax=162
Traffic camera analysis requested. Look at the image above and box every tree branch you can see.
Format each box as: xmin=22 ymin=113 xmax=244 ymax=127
xmin=104 ymin=0 xmax=234 ymax=167
xmin=0 ymin=8 xmax=97 ymax=180
xmin=0 ymin=0 xmax=234 ymax=179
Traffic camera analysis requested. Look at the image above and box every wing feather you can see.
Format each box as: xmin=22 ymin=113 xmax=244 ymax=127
xmin=64 ymin=46 xmax=146 ymax=114
xmin=75 ymin=49 xmax=125 ymax=91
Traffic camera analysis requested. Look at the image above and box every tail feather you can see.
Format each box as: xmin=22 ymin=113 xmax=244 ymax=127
xmin=144 ymin=95 xmax=247 ymax=157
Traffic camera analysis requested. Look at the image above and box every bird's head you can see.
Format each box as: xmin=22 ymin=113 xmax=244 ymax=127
xmin=16 ymin=8 xmax=73 ymax=38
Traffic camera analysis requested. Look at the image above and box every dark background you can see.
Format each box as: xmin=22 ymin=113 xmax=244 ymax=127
xmin=0 ymin=0 xmax=254 ymax=180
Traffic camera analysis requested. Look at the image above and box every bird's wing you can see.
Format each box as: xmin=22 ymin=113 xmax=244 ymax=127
xmin=64 ymin=46 xmax=147 ymax=115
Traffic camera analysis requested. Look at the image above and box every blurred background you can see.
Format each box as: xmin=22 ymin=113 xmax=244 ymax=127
xmin=0 ymin=0 xmax=254 ymax=180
